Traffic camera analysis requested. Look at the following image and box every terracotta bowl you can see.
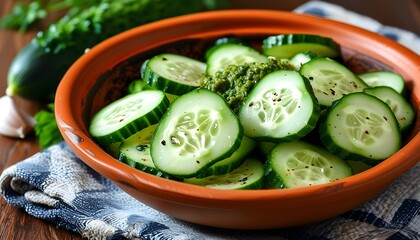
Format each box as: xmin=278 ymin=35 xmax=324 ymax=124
xmin=55 ymin=10 xmax=420 ymax=229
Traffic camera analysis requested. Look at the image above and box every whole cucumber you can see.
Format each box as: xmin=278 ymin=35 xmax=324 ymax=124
xmin=5 ymin=0 xmax=207 ymax=102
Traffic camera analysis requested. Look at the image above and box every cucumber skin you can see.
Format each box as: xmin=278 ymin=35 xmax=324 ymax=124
xmin=262 ymin=34 xmax=341 ymax=59
xmin=6 ymin=0 xmax=205 ymax=102
xmin=119 ymin=148 xmax=179 ymax=180
xmin=142 ymin=54 xmax=205 ymax=95
xmin=264 ymin=165 xmax=287 ymax=189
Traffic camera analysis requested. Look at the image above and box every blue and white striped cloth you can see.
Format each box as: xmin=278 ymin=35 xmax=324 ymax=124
xmin=294 ymin=1 xmax=420 ymax=54
xmin=1 ymin=2 xmax=419 ymax=239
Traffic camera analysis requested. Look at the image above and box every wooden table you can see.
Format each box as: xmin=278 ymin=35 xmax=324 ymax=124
xmin=0 ymin=0 xmax=418 ymax=239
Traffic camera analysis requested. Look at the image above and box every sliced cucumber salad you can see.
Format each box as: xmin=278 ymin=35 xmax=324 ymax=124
xmin=89 ymin=34 xmax=415 ymax=190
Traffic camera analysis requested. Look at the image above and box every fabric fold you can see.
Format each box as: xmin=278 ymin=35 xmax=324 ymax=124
xmin=1 ymin=1 xmax=419 ymax=239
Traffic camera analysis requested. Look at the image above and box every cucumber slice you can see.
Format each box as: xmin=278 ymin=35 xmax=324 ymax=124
xmin=128 ymin=79 xmax=178 ymax=102
xmin=359 ymin=71 xmax=406 ymax=95
xmin=127 ymin=79 xmax=154 ymax=94
xmin=363 ymin=86 xmax=415 ymax=131
xmin=89 ymin=90 xmax=169 ymax=145
xmin=290 ymin=51 xmax=318 ymax=69
xmin=184 ymin=158 xmax=265 ymax=190
xmin=319 ymin=92 xmax=402 ymax=161
xmin=345 ymin=160 xmax=374 ymax=174
xmin=143 ymin=53 xmax=206 ymax=95
xmin=140 ymin=59 xmax=149 ymax=79
xmin=212 ymin=36 xmax=248 ymax=46
xmin=265 ymin=141 xmax=353 ymax=189
xmin=119 ymin=124 xmax=155 ymax=170
xmin=238 ymin=70 xmax=320 ymax=142
xmin=204 ymin=36 xmax=248 ymax=60
xmin=299 ymin=57 xmax=369 ymax=107
xmin=262 ymin=34 xmax=340 ymax=59
xmin=104 ymin=141 xmax=122 ymax=159
xmin=206 ymin=43 xmax=268 ymax=76
xmin=195 ymin=135 xmax=256 ymax=178
xmin=118 ymin=124 xmax=175 ymax=179
xmin=151 ymin=88 xmax=243 ymax=178
xmin=258 ymin=141 xmax=276 ymax=156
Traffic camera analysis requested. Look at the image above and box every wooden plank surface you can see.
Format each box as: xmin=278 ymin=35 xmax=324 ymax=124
xmin=0 ymin=0 xmax=418 ymax=239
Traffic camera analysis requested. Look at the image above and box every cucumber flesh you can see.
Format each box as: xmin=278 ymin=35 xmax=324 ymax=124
xmin=204 ymin=36 xmax=249 ymax=60
xmin=184 ymin=158 xmax=265 ymax=190
xmin=151 ymin=88 xmax=243 ymax=178
xmin=118 ymin=124 xmax=175 ymax=179
xmin=143 ymin=53 xmax=206 ymax=95
xmin=299 ymin=57 xmax=368 ymax=107
xmin=89 ymin=90 xmax=169 ymax=145
xmin=239 ymin=70 xmax=320 ymax=142
xmin=104 ymin=141 xmax=122 ymax=159
xmin=119 ymin=124 xmax=156 ymax=171
xmin=265 ymin=141 xmax=352 ymax=189
xmin=290 ymin=51 xmax=318 ymax=69
xmin=206 ymin=43 xmax=268 ymax=75
xmin=359 ymin=71 xmax=406 ymax=95
xmin=363 ymin=86 xmax=415 ymax=131
xmin=319 ymin=92 xmax=402 ymax=161
xmin=262 ymin=34 xmax=340 ymax=59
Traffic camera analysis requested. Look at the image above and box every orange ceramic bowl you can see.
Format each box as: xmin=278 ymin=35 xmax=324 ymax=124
xmin=55 ymin=10 xmax=420 ymax=229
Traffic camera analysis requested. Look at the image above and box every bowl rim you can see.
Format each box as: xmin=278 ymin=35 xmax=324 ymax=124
xmin=55 ymin=9 xmax=420 ymax=203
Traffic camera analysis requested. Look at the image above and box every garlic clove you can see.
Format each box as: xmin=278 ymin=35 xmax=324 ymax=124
xmin=0 ymin=95 xmax=36 ymax=139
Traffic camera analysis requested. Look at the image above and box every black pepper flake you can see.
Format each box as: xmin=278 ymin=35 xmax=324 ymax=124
xmin=161 ymin=140 xmax=166 ymax=146
xmin=240 ymin=177 xmax=248 ymax=181
xmin=136 ymin=144 xmax=148 ymax=152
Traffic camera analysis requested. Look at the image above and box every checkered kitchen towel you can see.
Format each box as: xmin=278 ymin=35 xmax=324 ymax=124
xmin=1 ymin=1 xmax=419 ymax=240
